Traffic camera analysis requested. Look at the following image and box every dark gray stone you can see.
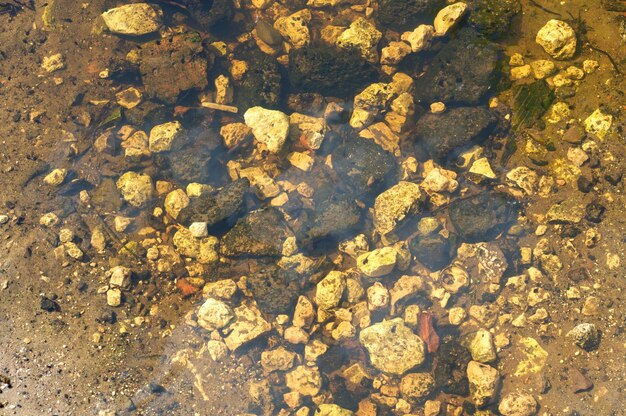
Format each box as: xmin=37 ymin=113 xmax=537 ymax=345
xmin=296 ymin=195 xmax=362 ymax=244
xmin=247 ymin=266 xmax=299 ymax=315
xmin=448 ymin=193 xmax=517 ymax=243
xmin=409 ymin=234 xmax=453 ymax=271
xmin=178 ymin=179 xmax=250 ymax=226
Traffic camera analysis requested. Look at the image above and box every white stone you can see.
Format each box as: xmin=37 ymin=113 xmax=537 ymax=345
xmin=434 ymin=2 xmax=468 ymax=36
xmin=107 ymin=288 xmax=122 ymax=307
xmin=244 ymin=107 xmax=290 ymax=153
xmin=109 ymin=266 xmax=132 ymax=288
xmin=164 ymin=189 xmax=190 ymax=219
xmin=401 ymin=25 xmax=435 ymax=53
xmin=498 ymin=392 xmax=538 ymax=416
xmin=189 ymin=222 xmax=209 ymax=238
xmin=197 ymin=298 xmax=234 ymax=330
xmin=101 ymin=3 xmax=163 ymax=36
xmin=535 ymin=19 xmax=577 ymax=60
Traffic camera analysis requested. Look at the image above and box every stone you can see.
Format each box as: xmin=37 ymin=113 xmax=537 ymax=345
xmin=400 ymin=372 xmax=435 ymax=401
xmin=293 ymin=296 xmax=315 ymax=328
xmin=237 ymin=51 xmax=282 ymax=109
xmin=506 ymin=167 xmax=538 ymax=195
xmin=244 ymin=107 xmax=290 ymax=153
xmin=116 ymin=171 xmax=154 ymax=208
xmin=511 ymin=65 xmax=532 ymax=80
xmin=546 ymin=199 xmax=585 ymax=223
xmin=567 ymin=323 xmax=600 ymax=351
xmin=467 ymin=361 xmax=501 ymax=407
xmin=409 ymin=234 xmax=453 ymax=271
xmin=40 ymin=212 xmax=60 ymax=227
xmin=468 ymin=0 xmax=521 ymax=38
xmin=316 ymin=271 xmax=346 ymax=311
xmin=172 ymin=228 xmax=219 ymax=264
xmin=286 ymin=365 xmax=322 ymax=396
xmin=178 ymin=178 xmax=249 ymax=226
xmin=414 ymin=28 xmax=498 ymax=105
xmin=449 ymin=307 xmax=467 ymax=325
xmin=189 ymin=222 xmax=208 ymax=238
xmin=101 ymin=3 xmax=162 ymax=36
xmin=381 ymin=41 xmax=412 ymax=65
xmin=359 ymin=318 xmax=426 ymax=375
xmin=149 ymin=121 xmax=187 ymax=153
xmin=357 ymin=247 xmax=397 ymax=277
xmin=261 ymin=346 xmax=296 ymax=372
xmin=247 ymin=267 xmax=299 ymax=315
xmin=377 ymin=0 xmax=442 ymax=30
xmin=373 ymin=181 xmax=422 ymax=236
xmin=315 ymin=404 xmax=354 ymax=416
xmin=116 ymin=87 xmax=143 ymax=109
xmin=107 ymin=288 xmax=122 ymax=307
xmin=350 ymin=83 xmax=395 ymax=129
xmin=207 ymin=340 xmax=228 ymax=361
xmin=413 ymin=107 xmax=497 ymax=161
xmin=109 ymin=266 xmax=131 ymax=288
xmin=285 ymin=326 xmax=309 ymax=344
xmin=41 ymin=53 xmax=65 ymax=72
xmin=465 ymin=329 xmax=497 ymax=363
xmin=197 ymin=298 xmax=234 ymax=330
xmin=274 ymin=10 xmax=311 ymax=49
xmin=224 ymin=302 xmax=271 ymax=350
xmin=536 ymin=20 xmax=577 ymax=60
xmin=220 ymin=208 xmax=293 ymax=257
xmin=530 ymin=60 xmax=556 ymax=79
xmin=214 ymin=74 xmax=233 ymax=105
xmin=203 ymin=279 xmax=238 ymax=300
xmin=584 ymin=109 xmax=612 ymax=140
xmin=389 ymin=275 xmax=424 ymax=311
xmin=164 ymin=189 xmax=190 ymax=219
xmin=401 ymin=25 xmax=435 ymax=52
xmin=434 ymin=2 xmax=468 ymax=36
xmin=220 ymin=123 xmax=252 ymax=149
xmin=44 ymin=168 xmax=66 ymax=186
xmin=448 ymin=192 xmax=517 ymax=242
xmin=336 ymin=18 xmax=382 ymax=63
xmin=367 ymin=282 xmax=389 ymax=310
xmin=498 ymin=392 xmax=538 ymax=416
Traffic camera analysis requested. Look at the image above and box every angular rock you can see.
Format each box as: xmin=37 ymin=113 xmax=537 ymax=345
xmin=244 ymin=107 xmax=290 ymax=154
xmin=224 ymin=302 xmax=271 ymax=350
xmin=414 ymin=28 xmax=498 ymax=105
xmin=286 ymin=365 xmax=322 ymax=396
xmin=236 ymin=51 xmax=282 ymax=110
xmin=465 ymin=329 xmax=497 ymax=363
xmin=149 ymin=121 xmax=187 ymax=153
xmin=498 ymin=392 xmax=538 ymax=416
xmin=567 ymin=323 xmax=600 ymax=351
xmin=469 ymin=0 xmax=521 ymax=39
xmin=413 ymin=107 xmax=497 ymax=161
xmin=536 ymin=20 xmax=577 ymax=60
xmin=197 ymin=298 xmax=235 ymax=330
xmin=357 ymin=247 xmax=397 ymax=277
xmin=316 ymin=271 xmax=347 ymax=310
xmin=315 ymin=404 xmax=354 ymax=416
xmin=359 ymin=318 xmax=426 ymax=375
xmin=401 ymin=25 xmax=435 ymax=52
xmin=261 ymin=346 xmax=296 ymax=372
xmin=400 ymin=372 xmax=435 ymax=401
xmin=274 ymin=10 xmax=311 ymax=49
xmin=467 ymin=361 xmax=501 ymax=407
xmin=247 ymin=266 xmax=299 ymax=315
xmin=178 ymin=179 xmax=249 ymax=227
xmin=116 ymin=171 xmax=154 ymax=208
xmin=448 ymin=192 xmax=517 ymax=242
xmin=373 ymin=181 xmax=422 ymax=236
xmin=221 ymin=208 xmax=294 ymax=257
xmin=434 ymin=2 xmax=468 ymax=36
xmin=378 ymin=0 xmax=443 ymax=30
xmin=101 ymin=3 xmax=163 ymax=36
xmin=336 ymin=18 xmax=382 ymax=63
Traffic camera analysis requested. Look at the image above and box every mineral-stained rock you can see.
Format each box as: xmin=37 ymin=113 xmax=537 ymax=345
xmin=178 ymin=178 xmax=249 ymax=227
xmin=261 ymin=346 xmax=296 ymax=372
xmin=448 ymin=192 xmax=517 ymax=243
xmin=316 ymin=271 xmax=347 ymax=310
xmin=296 ymin=194 xmax=361 ymax=243
xmin=138 ymin=33 xmax=211 ymax=104
xmin=400 ymin=372 xmax=435 ymax=401
xmin=149 ymin=121 xmax=187 ymax=153
xmin=336 ymin=18 xmax=382 ymax=63
xmin=359 ymin=318 xmax=426 ymax=375
xmin=221 ymin=208 xmax=294 ymax=257
xmin=373 ymin=181 xmax=422 ymax=236
xmin=101 ymin=3 xmax=163 ymax=36
xmin=467 ymin=361 xmax=501 ymax=407
xmin=536 ymin=19 xmax=577 ymax=60
xmin=356 ymin=247 xmax=398 ymax=277
xmin=464 ymin=329 xmax=497 ymax=363
xmin=224 ymin=302 xmax=271 ymax=350
xmin=409 ymin=234 xmax=454 ymax=271
xmin=434 ymin=2 xmax=468 ymax=36
xmin=414 ymin=28 xmax=498 ymax=105
xmin=274 ymin=10 xmax=311 ymax=49
xmin=288 ymin=46 xmax=378 ymax=97
xmin=433 ymin=339 xmax=471 ymax=395
xmin=413 ymin=107 xmax=498 ymax=161
xmin=567 ymin=323 xmax=600 ymax=351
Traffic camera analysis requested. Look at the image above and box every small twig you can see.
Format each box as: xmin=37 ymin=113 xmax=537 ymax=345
xmin=528 ymin=0 xmax=561 ymax=16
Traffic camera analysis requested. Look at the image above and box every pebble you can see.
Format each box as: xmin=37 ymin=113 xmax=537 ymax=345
xmin=244 ymin=107 xmax=290 ymax=153
xmin=357 ymin=247 xmax=398 ymax=277
xmin=380 ymin=41 xmax=412 ymax=65
xmin=400 ymin=372 xmax=435 ymax=400
xmin=336 ymin=18 xmax=382 ymax=63
xmin=535 ymin=19 xmax=577 ymax=60
xmin=530 ymin=59 xmax=555 ymax=79
xmin=116 ymin=171 xmax=154 ymax=208
xmin=466 ymin=328 xmax=497 ymax=363
xmin=293 ymin=295 xmax=315 ymax=328
xmin=567 ymin=323 xmax=600 ymax=351
xmin=116 ymin=87 xmax=143 ymax=109
xmin=101 ymin=3 xmax=163 ymax=36
xmin=43 ymin=169 xmax=67 ymax=186
xmin=498 ymin=392 xmax=538 ymax=416
xmin=40 ymin=212 xmax=60 ymax=227
xmin=164 ymin=189 xmax=190 ymax=219
xmin=286 ymin=365 xmax=322 ymax=396
xmin=274 ymin=10 xmax=312 ymax=49
xmin=108 ymin=266 xmax=131 ymax=288
xmin=41 ymin=53 xmax=65 ymax=72
xmin=197 ymin=298 xmax=234 ymax=330
xmin=373 ymin=181 xmax=422 ymax=236
xmin=316 ymin=404 xmax=354 ymax=416
xmin=149 ymin=121 xmax=187 ymax=153
xmin=261 ymin=346 xmax=296 ymax=372
xmin=0 ymin=214 xmax=8 ymax=225
xmin=434 ymin=2 xmax=468 ymax=36
xmin=315 ymin=271 xmax=347 ymax=311
xmin=401 ymin=25 xmax=435 ymax=53
xmin=510 ymin=65 xmax=532 ymax=80
xmin=366 ymin=282 xmax=389 ymax=311
xmin=509 ymin=53 xmax=525 ymax=66
xmin=467 ymin=361 xmax=501 ymax=407
xmin=567 ymin=147 xmax=588 ymax=167
xmin=189 ymin=222 xmax=208 ymax=238
xmin=106 ymin=288 xmax=122 ymax=307
xmin=207 ymin=340 xmax=228 ymax=361
xmin=583 ymin=59 xmax=599 ymax=74
xmin=223 ymin=303 xmax=271 ymax=350
xmin=584 ymin=109 xmax=612 ymax=140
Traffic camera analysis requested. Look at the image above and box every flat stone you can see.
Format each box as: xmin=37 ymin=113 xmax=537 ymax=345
xmin=224 ymin=302 xmax=271 ymax=351
xmin=373 ymin=181 xmax=422 ymax=236
xmin=359 ymin=318 xmax=426 ymax=375
xmin=357 ymin=247 xmax=397 ymax=277
xmin=102 ymin=3 xmax=163 ymax=36
xmin=434 ymin=2 xmax=468 ymax=35
xmin=149 ymin=121 xmax=187 ymax=153
xmin=286 ymin=365 xmax=322 ymax=396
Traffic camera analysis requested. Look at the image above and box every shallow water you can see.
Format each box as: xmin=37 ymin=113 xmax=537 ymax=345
xmin=0 ymin=0 xmax=625 ymax=415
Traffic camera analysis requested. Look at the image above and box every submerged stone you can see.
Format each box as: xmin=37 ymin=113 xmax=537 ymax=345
xmin=468 ymin=0 xmax=521 ymax=39
xmin=101 ymin=3 xmax=163 ymax=36
xmin=433 ymin=339 xmax=472 ymax=396
xmin=236 ymin=51 xmax=282 ymax=110
xmin=296 ymin=194 xmax=362 ymax=244
xmin=448 ymin=192 xmax=517 ymax=243
xmin=288 ymin=46 xmax=378 ymax=98
xmin=377 ymin=0 xmax=443 ymax=30
xmin=221 ymin=208 xmax=294 ymax=257
xmin=413 ymin=107 xmax=498 ymax=161
xmin=247 ymin=266 xmax=299 ymax=315
xmin=178 ymin=179 xmax=249 ymax=226
xmin=409 ymin=234 xmax=453 ymax=271
xmin=414 ymin=28 xmax=499 ymax=105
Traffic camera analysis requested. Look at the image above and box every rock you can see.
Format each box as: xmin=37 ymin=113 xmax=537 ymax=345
xmin=536 ymin=20 xmax=577 ymax=60
xmin=401 ymin=25 xmax=435 ymax=52
xmin=149 ymin=121 xmax=187 ymax=153
xmin=530 ymin=60 xmax=556 ymax=79
xmin=43 ymin=168 xmax=67 ymax=186
xmin=359 ymin=318 xmax=426 ymax=375
xmin=498 ymin=392 xmax=538 ymax=416
xmin=336 ymin=18 xmax=382 ymax=63
xmin=247 ymin=267 xmax=299 ymax=315
xmin=511 ymin=80 xmax=555 ymax=128
xmin=467 ymin=361 xmax=501 ymax=407
xmin=378 ymin=0 xmax=443 ymax=30
xmin=367 ymin=282 xmax=389 ymax=310
xmin=448 ymin=192 xmax=517 ymax=242
xmin=256 ymin=20 xmax=283 ymax=45
xmin=510 ymin=65 xmax=532 ymax=80
xmin=315 ymin=404 xmax=354 ymax=416
xmin=164 ymin=189 xmax=190 ymax=219
xmin=296 ymin=194 xmax=361 ymax=243
xmin=224 ymin=302 xmax=271 ymax=350
xmin=138 ymin=34 xmax=211 ymax=104
xmin=203 ymin=279 xmax=238 ymax=300
xmin=42 ymin=53 xmax=65 ymax=72
xmin=220 ymin=123 xmax=252 ymax=149
xmin=189 ymin=222 xmax=208 ymax=238
xmin=40 ymin=212 xmax=60 ymax=227
xmin=468 ymin=0 xmax=521 ymax=38
xmin=357 ymin=247 xmax=398 ymax=277
xmin=116 ymin=171 xmax=154 ymax=208
xmin=214 ymin=75 xmax=233 ymax=104
xmin=333 ymin=137 xmax=397 ymax=194
xmin=567 ymin=323 xmax=600 ymax=351
xmin=506 ymin=167 xmax=538 ymax=195
xmin=400 ymin=372 xmax=435 ymax=401
xmin=244 ymin=107 xmax=289 ymax=153
xmin=584 ymin=109 xmax=612 ymax=140
xmin=173 ymin=228 xmax=219 ymax=264
xmin=409 ymin=234 xmax=453 ymax=271
xmin=434 ymin=2 xmax=468 ymax=36
xmin=414 ymin=28 xmax=498 ymax=105
xmin=286 ymin=365 xmax=322 ymax=396
xmin=108 ymin=266 xmax=131 ymax=288
xmin=261 ymin=346 xmax=296 ymax=372
xmin=373 ymin=181 xmax=422 ymax=236
xmin=236 ymin=51 xmax=282 ymax=110
xmin=221 ymin=208 xmax=294 ymax=257
xmin=116 ymin=87 xmax=143 ymax=109
xmin=293 ymin=296 xmax=315 ymax=328
xmin=546 ymin=199 xmax=585 ymax=223
xmin=107 ymin=288 xmax=122 ymax=307
xmin=207 ymin=340 xmax=228 ymax=361
xmin=570 ymin=368 xmax=593 ymax=393
xmin=197 ymin=298 xmax=235 ymax=330
xmin=414 ymin=107 xmax=497 ymax=161
xmin=177 ymin=179 xmax=249 ymax=226
xmin=101 ymin=3 xmax=162 ymax=36
xmin=288 ymin=46 xmax=378 ymax=98
xmin=316 ymin=271 xmax=347 ymax=310
xmin=274 ymin=10 xmax=311 ymax=49
xmin=434 ymin=340 xmax=472 ymax=395
xmin=465 ymin=329 xmax=497 ymax=363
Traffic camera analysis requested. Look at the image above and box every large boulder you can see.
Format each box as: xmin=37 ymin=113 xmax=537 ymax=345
xmin=414 ymin=28 xmax=499 ymax=105
xmin=236 ymin=51 xmax=282 ymax=110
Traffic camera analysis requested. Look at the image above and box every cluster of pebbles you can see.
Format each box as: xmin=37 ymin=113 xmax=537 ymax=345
xmin=32 ymin=0 xmax=621 ymax=415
